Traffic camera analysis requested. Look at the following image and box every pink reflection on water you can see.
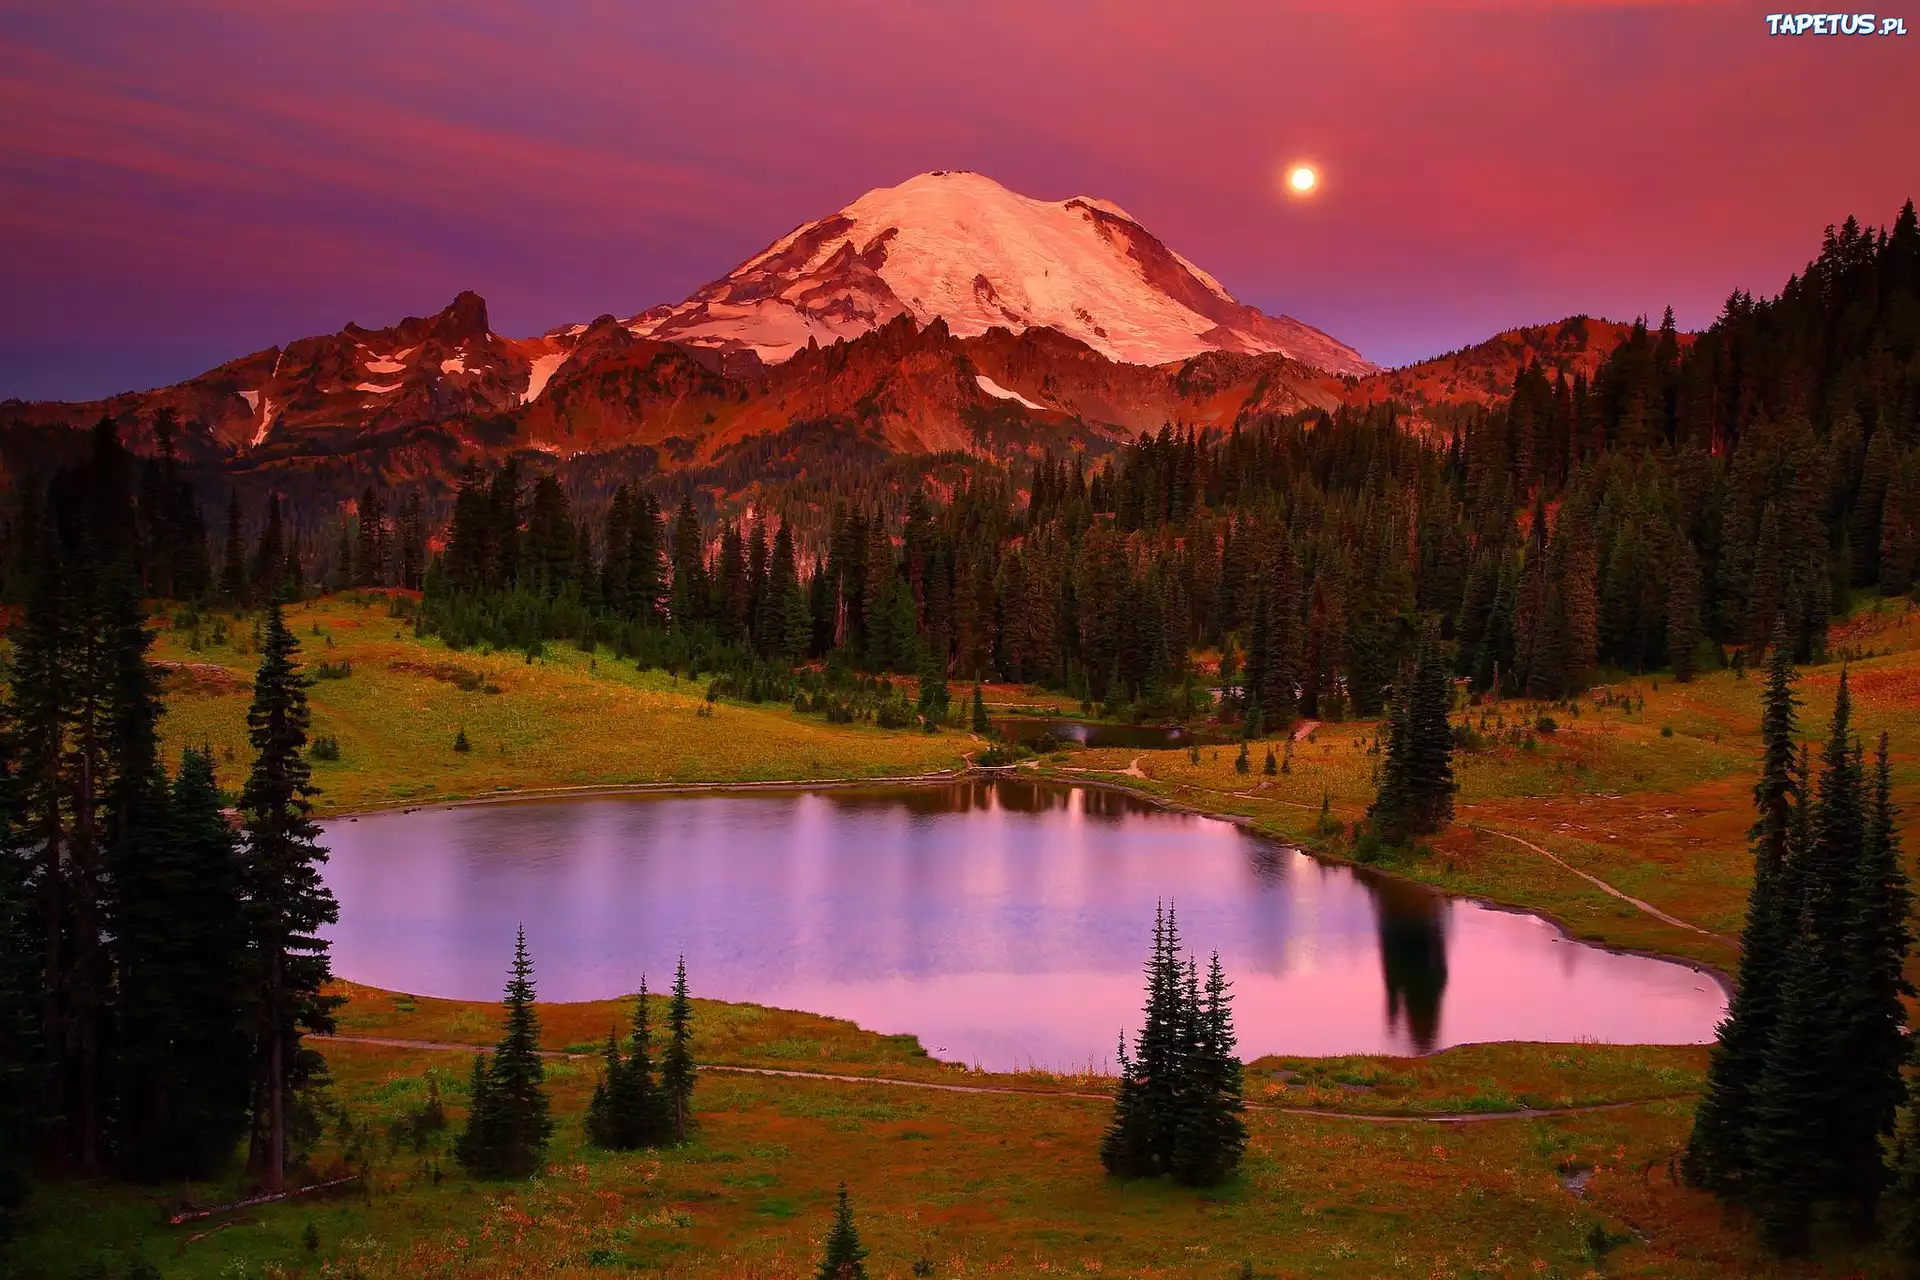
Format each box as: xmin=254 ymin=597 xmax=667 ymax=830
xmin=319 ymin=783 xmax=1727 ymax=1071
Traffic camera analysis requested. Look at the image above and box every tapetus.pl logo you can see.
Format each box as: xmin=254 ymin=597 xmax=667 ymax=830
xmin=1765 ymin=12 xmax=1908 ymax=34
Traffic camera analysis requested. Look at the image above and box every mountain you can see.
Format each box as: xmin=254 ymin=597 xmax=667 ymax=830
xmin=2 ymin=169 xmax=1384 ymax=500
xmin=508 ymin=312 xmax=1347 ymax=464
xmin=1 ymin=291 xmax=571 ymax=462
xmin=627 ymin=170 xmax=1374 ymax=376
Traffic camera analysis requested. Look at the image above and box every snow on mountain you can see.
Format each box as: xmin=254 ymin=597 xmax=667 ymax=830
xmin=6 ymin=172 xmax=1374 ymax=465
xmin=975 ymin=373 xmax=1048 ymax=411
xmin=630 ymin=170 xmax=1374 ymax=376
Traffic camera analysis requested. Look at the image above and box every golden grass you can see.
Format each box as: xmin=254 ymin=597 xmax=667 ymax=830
xmin=1041 ymin=596 xmax=1920 ymax=977
xmin=6 ymin=984 xmax=1860 ymax=1279
xmin=149 ymin=595 xmax=967 ymax=816
xmin=16 ymin=598 xmax=1920 ymax=1275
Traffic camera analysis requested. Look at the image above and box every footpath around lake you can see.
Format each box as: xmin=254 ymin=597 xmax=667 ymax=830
xmin=29 ymin=591 xmax=1916 ymax=1275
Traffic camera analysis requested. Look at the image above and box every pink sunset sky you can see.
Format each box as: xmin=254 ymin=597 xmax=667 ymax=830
xmin=2 ymin=0 xmax=1913 ymax=400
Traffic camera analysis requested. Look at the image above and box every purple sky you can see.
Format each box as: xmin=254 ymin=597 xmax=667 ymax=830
xmin=2 ymin=1 xmax=1914 ymax=401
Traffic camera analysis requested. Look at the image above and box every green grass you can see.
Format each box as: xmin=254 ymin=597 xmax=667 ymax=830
xmin=17 ymin=597 xmax=1920 ymax=1276
xmin=1044 ymin=598 xmax=1920 ymax=977
xmin=1 ymin=985 xmax=1859 ymax=1279
xmin=150 ymin=595 xmax=968 ymax=815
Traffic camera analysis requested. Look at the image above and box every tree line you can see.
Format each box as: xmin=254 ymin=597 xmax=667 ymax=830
xmin=356 ymin=202 xmax=1919 ymax=741
xmin=5 ymin=205 xmax=1912 ymax=753
xmin=0 ymin=423 xmax=336 ymax=1239
xmin=1685 ymin=633 xmax=1919 ymax=1257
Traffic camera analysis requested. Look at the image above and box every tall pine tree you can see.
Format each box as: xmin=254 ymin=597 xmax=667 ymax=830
xmin=661 ymin=956 xmax=697 ymax=1143
xmin=456 ymin=927 xmax=553 ymax=1178
xmin=1685 ymin=629 xmax=1801 ymax=1194
xmin=241 ymin=601 xmax=339 ymax=1189
xmin=113 ymin=747 xmax=252 ymax=1180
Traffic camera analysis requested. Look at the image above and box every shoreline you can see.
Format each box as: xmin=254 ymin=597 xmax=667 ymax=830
xmin=318 ymin=762 xmax=1737 ymax=1020
xmin=1025 ymin=764 xmax=1742 ymax=996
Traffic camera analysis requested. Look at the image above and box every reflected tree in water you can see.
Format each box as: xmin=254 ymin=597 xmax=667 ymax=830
xmin=1371 ymin=878 xmax=1449 ymax=1053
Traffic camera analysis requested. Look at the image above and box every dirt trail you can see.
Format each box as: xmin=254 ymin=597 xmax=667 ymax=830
xmin=314 ymin=1034 xmax=1691 ymax=1124
xmin=1095 ymin=770 xmax=1735 ymax=949
xmin=1476 ymin=827 xmax=1737 ymax=947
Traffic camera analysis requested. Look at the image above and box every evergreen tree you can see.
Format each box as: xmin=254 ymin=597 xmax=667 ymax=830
xmin=816 ymin=1183 xmax=870 ymax=1280
xmin=1370 ymin=620 xmax=1455 ymax=843
xmin=221 ymin=490 xmax=247 ymax=602
xmin=585 ymin=974 xmax=666 ymax=1150
xmin=0 ymin=757 xmax=40 ymax=1240
xmin=240 ymin=601 xmax=339 ymax=1189
xmin=1102 ymin=908 xmax=1244 ymax=1185
xmin=1368 ymin=671 xmax=1417 ymax=840
xmin=669 ymin=496 xmax=707 ymax=631
xmin=1099 ymin=1031 xmax=1150 ymax=1178
xmin=1102 ymin=905 xmax=1177 ymax=1178
xmin=1667 ymin=533 xmax=1704 ymax=682
xmin=1406 ymin=619 xmax=1457 ymax=834
xmin=330 ymin=523 xmax=353 ymax=592
xmin=1747 ymin=901 xmax=1836 ymax=1256
xmin=1685 ymin=630 xmax=1800 ymax=1193
xmin=457 ymin=1051 xmax=494 ymax=1171
xmin=916 ymin=650 xmax=950 ymax=724
xmin=611 ymin=975 xmax=659 ymax=1148
xmin=661 ymin=956 xmax=696 ymax=1143
xmin=1170 ymin=951 xmax=1247 ymax=1187
xmin=252 ymin=494 xmax=286 ymax=603
xmin=1558 ymin=505 xmax=1600 ymax=687
xmin=583 ymin=1024 xmax=625 ymax=1149
xmin=456 ymin=927 xmax=552 ymax=1178
xmin=767 ymin=523 xmax=802 ymax=657
xmin=1885 ymin=1041 xmax=1920 ymax=1261
xmin=397 ymin=490 xmax=426 ymax=591
xmin=1832 ymin=732 xmax=1913 ymax=1221
xmin=354 ymin=486 xmax=387 ymax=587
xmin=113 ymin=747 xmax=251 ymax=1180
xmin=971 ymin=684 xmax=989 ymax=735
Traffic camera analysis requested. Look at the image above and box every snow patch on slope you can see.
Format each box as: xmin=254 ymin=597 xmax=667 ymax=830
xmin=250 ymin=397 xmax=274 ymax=449
xmin=975 ymin=374 xmax=1047 ymax=411
xmin=356 ymin=381 xmax=403 ymax=394
xmin=522 ymin=351 xmax=567 ymax=404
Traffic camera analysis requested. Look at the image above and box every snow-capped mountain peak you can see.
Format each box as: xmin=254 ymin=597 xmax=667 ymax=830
xmin=631 ymin=170 xmax=1372 ymax=375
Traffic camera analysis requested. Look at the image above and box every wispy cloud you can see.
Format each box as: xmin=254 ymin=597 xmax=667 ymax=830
xmin=2 ymin=0 xmax=1912 ymax=396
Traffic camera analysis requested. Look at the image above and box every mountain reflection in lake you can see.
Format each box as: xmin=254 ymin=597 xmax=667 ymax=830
xmin=319 ymin=780 xmax=1724 ymax=1071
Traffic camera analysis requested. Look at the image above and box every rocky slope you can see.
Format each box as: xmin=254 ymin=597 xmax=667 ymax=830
xmin=10 ymin=179 xmax=1663 ymax=492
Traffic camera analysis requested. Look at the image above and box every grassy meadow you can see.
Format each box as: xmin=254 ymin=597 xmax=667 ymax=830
xmin=11 ymin=981 xmax=1863 ymax=1280
xmin=1044 ymin=596 xmax=1920 ymax=977
xmin=147 ymin=594 xmax=966 ymax=816
xmin=14 ymin=594 xmax=1920 ymax=1276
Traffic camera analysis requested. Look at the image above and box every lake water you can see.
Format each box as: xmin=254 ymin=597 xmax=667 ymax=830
xmin=990 ymin=718 xmax=1220 ymax=750
xmin=319 ymin=780 xmax=1727 ymax=1071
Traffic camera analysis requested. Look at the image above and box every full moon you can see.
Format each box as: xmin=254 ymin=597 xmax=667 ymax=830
xmin=1287 ymin=164 xmax=1318 ymax=195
